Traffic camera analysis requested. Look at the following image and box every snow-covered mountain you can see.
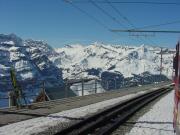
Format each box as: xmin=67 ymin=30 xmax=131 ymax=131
xmin=0 ymin=34 xmax=64 ymax=93
xmin=0 ymin=34 xmax=174 ymax=107
xmin=0 ymin=34 xmax=174 ymax=91
xmin=52 ymin=42 xmax=174 ymax=79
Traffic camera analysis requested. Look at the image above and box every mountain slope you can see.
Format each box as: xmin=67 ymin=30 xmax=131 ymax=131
xmin=0 ymin=34 xmax=174 ymax=107
xmin=0 ymin=34 xmax=64 ymax=93
xmin=52 ymin=43 xmax=174 ymax=79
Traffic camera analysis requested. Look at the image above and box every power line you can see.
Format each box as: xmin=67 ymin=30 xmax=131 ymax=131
xmin=62 ymin=0 xmax=133 ymax=44
xmin=65 ymin=0 xmax=180 ymax=33
xmin=88 ymin=0 xmax=147 ymax=44
xmin=73 ymin=1 xmax=180 ymax=5
xmin=75 ymin=0 xmax=178 ymax=45
xmin=111 ymin=29 xmax=180 ymax=33
xmin=62 ymin=0 xmax=157 ymax=45
xmin=104 ymin=0 xmax=135 ymax=29
xmin=131 ymin=20 xmax=180 ymax=30
xmin=88 ymin=0 xmax=127 ymax=28
xmin=62 ymin=0 xmax=109 ymax=30
xmin=89 ymin=0 xmax=157 ymax=45
xmin=104 ymin=0 xmax=156 ymax=45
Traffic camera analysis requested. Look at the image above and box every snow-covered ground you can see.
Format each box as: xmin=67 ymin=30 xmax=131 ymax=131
xmin=0 ymin=88 xmax=174 ymax=135
xmin=126 ymin=90 xmax=175 ymax=135
xmin=0 ymin=90 xmax=147 ymax=135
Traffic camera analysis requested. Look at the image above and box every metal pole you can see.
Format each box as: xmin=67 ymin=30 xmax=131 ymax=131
xmin=114 ymin=78 xmax=117 ymax=89
xmin=160 ymin=48 xmax=163 ymax=75
xmin=123 ymin=78 xmax=124 ymax=87
xmin=144 ymin=64 xmax=145 ymax=72
xmin=82 ymin=79 xmax=84 ymax=96
xmin=106 ymin=80 xmax=109 ymax=90
xmin=65 ymin=82 xmax=68 ymax=98
xmin=95 ymin=79 xmax=97 ymax=93
xmin=43 ymin=81 xmax=46 ymax=101
xmin=8 ymin=91 xmax=15 ymax=107
xmin=8 ymin=92 xmax=11 ymax=107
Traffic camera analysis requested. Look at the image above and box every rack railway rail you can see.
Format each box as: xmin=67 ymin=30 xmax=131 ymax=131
xmin=55 ymin=84 xmax=173 ymax=135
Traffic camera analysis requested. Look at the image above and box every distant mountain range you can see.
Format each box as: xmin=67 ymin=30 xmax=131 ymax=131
xmin=52 ymin=42 xmax=174 ymax=79
xmin=0 ymin=34 xmax=174 ymax=107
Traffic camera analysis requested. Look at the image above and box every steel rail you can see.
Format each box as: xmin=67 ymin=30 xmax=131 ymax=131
xmin=54 ymin=86 xmax=172 ymax=135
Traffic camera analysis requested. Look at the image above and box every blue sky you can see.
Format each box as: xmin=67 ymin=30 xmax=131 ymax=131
xmin=0 ymin=0 xmax=179 ymax=48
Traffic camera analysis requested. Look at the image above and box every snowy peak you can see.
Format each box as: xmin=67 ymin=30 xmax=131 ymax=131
xmin=0 ymin=34 xmax=174 ymax=89
xmin=53 ymin=43 xmax=174 ymax=79
xmin=0 ymin=33 xmax=23 ymax=46
xmin=0 ymin=34 xmax=64 ymax=92
xmin=24 ymin=39 xmax=57 ymax=56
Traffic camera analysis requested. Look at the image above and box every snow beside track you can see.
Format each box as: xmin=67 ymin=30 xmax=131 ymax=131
xmin=126 ymin=90 xmax=175 ymax=135
xmin=0 ymin=90 xmax=146 ymax=135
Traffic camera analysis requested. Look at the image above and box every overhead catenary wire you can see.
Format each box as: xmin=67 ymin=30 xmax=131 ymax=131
xmin=88 ymin=0 xmax=127 ymax=28
xmin=104 ymin=0 xmax=156 ymax=45
xmin=63 ymin=0 xmax=164 ymax=45
xmin=105 ymin=0 xmax=135 ymax=29
xmin=131 ymin=20 xmax=180 ymax=30
xmin=110 ymin=29 xmax=180 ymax=33
xmin=64 ymin=0 xmax=180 ymax=31
xmin=62 ymin=0 xmax=109 ymax=30
xmin=73 ymin=1 xmax=180 ymax=6
xmin=74 ymin=0 xmax=180 ymax=46
xmin=62 ymin=0 xmax=140 ymax=44
xmin=88 ymin=0 xmax=149 ymax=44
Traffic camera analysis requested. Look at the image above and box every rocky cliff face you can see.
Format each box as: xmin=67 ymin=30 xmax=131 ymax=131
xmin=0 ymin=34 xmax=64 ymax=94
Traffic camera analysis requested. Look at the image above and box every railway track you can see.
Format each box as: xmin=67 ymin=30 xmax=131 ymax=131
xmin=54 ymin=85 xmax=173 ymax=135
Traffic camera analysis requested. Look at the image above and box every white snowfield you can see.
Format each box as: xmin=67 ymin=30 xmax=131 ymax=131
xmin=0 ymin=91 xmax=147 ymax=135
xmin=1 ymin=41 xmax=15 ymax=45
xmin=126 ymin=90 xmax=175 ymax=135
xmin=53 ymin=43 xmax=174 ymax=79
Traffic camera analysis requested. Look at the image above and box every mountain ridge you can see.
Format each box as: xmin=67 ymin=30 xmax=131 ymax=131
xmin=0 ymin=34 xmax=174 ymax=107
